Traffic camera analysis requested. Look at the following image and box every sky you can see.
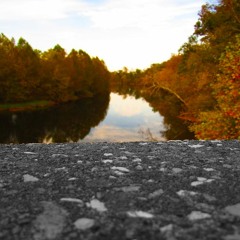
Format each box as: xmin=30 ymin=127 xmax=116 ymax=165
xmin=0 ymin=0 xmax=212 ymax=71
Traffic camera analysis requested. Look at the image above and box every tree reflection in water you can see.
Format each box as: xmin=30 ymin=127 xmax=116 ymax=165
xmin=144 ymin=90 xmax=195 ymax=140
xmin=113 ymin=85 xmax=195 ymax=140
xmin=0 ymin=87 xmax=195 ymax=143
xmin=0 ymin=93 xmax=110 ymax=143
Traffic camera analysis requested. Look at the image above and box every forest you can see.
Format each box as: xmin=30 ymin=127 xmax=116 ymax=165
xmin=0 ymin=0 xmax=239 ymax=140
xmin=0 ymin=36 xmax=110 ymax=103
xmin=110 ymin=0 xmax=240 ymax=140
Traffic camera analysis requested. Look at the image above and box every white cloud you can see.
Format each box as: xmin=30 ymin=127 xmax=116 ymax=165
xmin=0 ymin=0 xmax=206 ymax=70
xmin=82 ymin=124 xmax=165 ymax=142
xmin=83 ymin=0 xmax=202 ymax=30
xmin=0 ymin=0 xmax=87 ymax=20
xmin=82 ymin=125 xmax=140 ymax=142
xmin=110 ymin=94 xmax=149 ymax=117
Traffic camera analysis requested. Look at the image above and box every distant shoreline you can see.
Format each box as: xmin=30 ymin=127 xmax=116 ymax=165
xmin=0 ymin=100 xmax=55 ymax=112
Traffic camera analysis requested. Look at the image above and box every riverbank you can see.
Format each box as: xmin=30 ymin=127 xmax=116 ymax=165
xmin=0 ymin=100 xmax=55 ymax=112
xmin=1 ymin=140 xmax=240 ymax=239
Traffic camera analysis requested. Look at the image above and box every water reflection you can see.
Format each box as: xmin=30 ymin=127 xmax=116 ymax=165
xmin=0 ymin=90 xmax=194 ymax=143
xmin=143 ymin=90 xmax=195 ymax=140
xmin=0 ymin=93 xmax=110 ymax=143
xmin=112 ymin=85 xmax=195 ymax=140
xmin=82 ymin=93 xmax=165 ymax=142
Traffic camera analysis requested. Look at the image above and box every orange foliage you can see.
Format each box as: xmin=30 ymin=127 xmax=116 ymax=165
xmin=191 ymin=35 xmax=240 ymax=139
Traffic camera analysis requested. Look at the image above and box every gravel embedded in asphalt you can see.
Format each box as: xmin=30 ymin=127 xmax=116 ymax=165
xmin=0 ymin=140 xmax=240 ymax=240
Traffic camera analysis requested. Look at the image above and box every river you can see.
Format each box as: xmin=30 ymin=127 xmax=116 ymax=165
xmin=0 ymin=92 xmax=194 ymax=143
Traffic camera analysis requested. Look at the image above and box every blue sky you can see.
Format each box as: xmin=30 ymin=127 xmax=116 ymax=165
xmin=0 ymin=0 xmax=210 ymax=70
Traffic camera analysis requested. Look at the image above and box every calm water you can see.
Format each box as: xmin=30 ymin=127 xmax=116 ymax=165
xmin=83 ymin=93 xmax=165 ymax=142
xmin=0 ymin=92 xmax=194 ymax=143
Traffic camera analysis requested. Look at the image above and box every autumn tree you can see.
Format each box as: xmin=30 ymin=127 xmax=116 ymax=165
xmin=109 ymin=0 xmax=240 ymax=140
xmin=65 ymin=50 xmax=110 ymax=98
xmin=16 ymin=37 xmax=42 ymax=100
xmin=0 ymin=34 xmax=19 ymax=102
xmin=40 ymin=44 xmax=72 ymax=102
xmin=0 ymin=34 xmax=110 ymax=104
xmin=174 ymin=0 xmax=240 ymax=122
xmin=91 ymin=57 xmax=110 ymax=94
xmin=190 ymin=35 xmax=240 ymax=139
xmin=194 ymin=0 xmax=240 ymax=54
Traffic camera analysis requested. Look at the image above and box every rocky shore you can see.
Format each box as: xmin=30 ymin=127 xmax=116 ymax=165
xmin=0 ymin=140 xmax=240 ymax=240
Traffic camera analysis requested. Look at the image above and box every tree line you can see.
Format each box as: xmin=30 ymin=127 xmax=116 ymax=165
xmin=110 ymin=0 xmax=240 ymax=140
xmin=0 ymin=34 xmax=110 ymax=103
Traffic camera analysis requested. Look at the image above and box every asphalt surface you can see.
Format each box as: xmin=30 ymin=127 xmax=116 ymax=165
xmin=0 ymin=140 xmax=240 ymax=240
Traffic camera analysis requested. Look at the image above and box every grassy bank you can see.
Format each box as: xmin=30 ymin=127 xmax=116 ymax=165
xmin=0 ymin=100 xmax=55 ymax=112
